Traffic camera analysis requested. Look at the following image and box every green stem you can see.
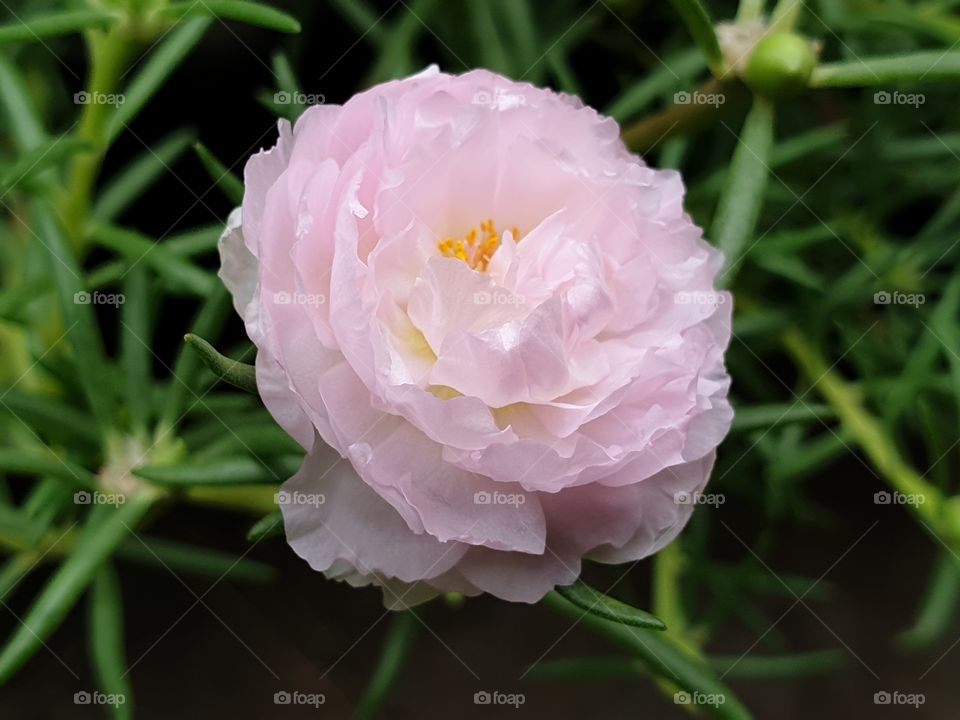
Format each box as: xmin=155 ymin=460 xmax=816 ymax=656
xmin=898 ymin=551 xmax=960 ymax=650
xmin=542 ymin=591 xmax=752 ymax=719
xmin=810 ymin=51 xmax=960 ymax=87
xmin=736 ymin=0 xmax=766 ymax=22
xmin=0 ymin=490 xmax=159 ymax=683
xmin=183 ymin=333 xmax=257 ymax=394
xmin=354 ymin=610 xmax=419 ymax=720
xmin=0 ymin=486 xmax=276 ymax=565
xmin=653 ymin=541 xmax=687 ymax=636
xmin=667 ymin=0 xmax=725 ymax=75
xmin=715 ymin=97 xmax=776 ymax=284
xmin=61 ymin=28 xmax=136 ymax=250
xmin=782 ymin=328 xmax=949 ymax=533
xmin=769 ymin=0 xmax=803 ymax=32
xmin=181 ymin=485 xmax=279 ymax=515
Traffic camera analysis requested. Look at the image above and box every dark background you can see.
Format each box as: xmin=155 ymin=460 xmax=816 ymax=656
xmin=2 ymin=457 xmax=951 ymax=718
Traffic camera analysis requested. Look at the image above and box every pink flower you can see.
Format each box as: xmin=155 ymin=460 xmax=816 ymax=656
xmin=219 ymin=67 xmax=732 ymax=606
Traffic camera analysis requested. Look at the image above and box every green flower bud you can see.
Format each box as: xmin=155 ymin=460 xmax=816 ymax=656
xmin=745 ymin=32 xmax=817 ymax=96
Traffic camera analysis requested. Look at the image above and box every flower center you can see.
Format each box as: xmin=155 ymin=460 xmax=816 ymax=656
xmin=437 ymin=218 xmax=519 ymax=272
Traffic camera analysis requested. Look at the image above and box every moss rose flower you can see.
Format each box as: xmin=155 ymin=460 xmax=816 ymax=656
xmin=219 ymin=67 xmax=732 ymax=605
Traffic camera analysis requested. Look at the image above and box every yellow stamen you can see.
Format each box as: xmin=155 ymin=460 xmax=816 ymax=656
xmin=437 ymin=217 xmax=521 ymax=272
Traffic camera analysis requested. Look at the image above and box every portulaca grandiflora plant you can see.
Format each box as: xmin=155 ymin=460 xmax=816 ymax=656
xmin=1 ymin=0 xmax=958 ymax=717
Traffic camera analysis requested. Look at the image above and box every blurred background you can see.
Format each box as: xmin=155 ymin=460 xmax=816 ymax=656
xmin=1 ymin=0 xmax=959 ymax=717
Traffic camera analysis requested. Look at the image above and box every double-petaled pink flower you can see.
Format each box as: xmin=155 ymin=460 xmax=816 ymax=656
xmin=219 ymin=67 xmax=732 ymax=606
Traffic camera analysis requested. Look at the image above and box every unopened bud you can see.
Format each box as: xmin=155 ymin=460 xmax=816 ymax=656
xmin=745 ymin=32 xmax=817 ymax=96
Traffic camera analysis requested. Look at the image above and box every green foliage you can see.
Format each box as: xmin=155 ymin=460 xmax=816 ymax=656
xmin=157 ymin=1 xmax=301 ymax=34
xmin=183 ymin=333 xmax=257 ymax=394
xmin=0 ymin=3 xmax=298 ymax=711
xmin=554 ymin=579 xmax=667 ymax=630
xmin=668 ymin=0 xmax=724 ymax=74
xmin=545 ymin=591 xmax=752 ymax=720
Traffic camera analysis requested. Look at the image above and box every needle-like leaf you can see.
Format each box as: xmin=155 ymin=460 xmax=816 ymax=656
xmin=0 ymin=9 xmax=116 ymax=43
xmin=34 ymin=200 xmax=116 ymax=434
xmin=92 ymin=129 xmax=196 ymax=223
xmin=89 ymin=225 xmax=217 ymax=298
xmin=193 ymin=142 xmax=244 ymax=205
xmin=160 ymin=287 xmax=232 ymax=428
xmin=0 ymin=447 xmax=99 ymax=491
xmin=667 ymin=0 xmax=725 ymax=75
xmin=0 ymin=493 xmax=157 ymax=684
xmin=713 ymin=98 xmax=775 ymax=284
xmin=183 ymin=333 xmax=257 ymax=394
xmin=121 ymin=265 xmax=151 ymax=433
xmin=811 ymin=51 xmax=960 ymax=87
xmin=246 ymin=511 xmax=284 ymax=542
xmin=158 ymin=1 xmax=301 ymax=34
xmin=554 ymin=579 xmax=667 ymax=630
xmin=0 ymin=137 xmax=90 ymax=192
xmin=116 ymin=536 xmax=275 ymax=582
xmin=108 ymin=18 xmax=212 ymax=142
xmin=0 ymin=51 xmax=45 ymax=151
xmin=355 ymin=611 xmax=419 ymax=720
xmin=545 ymin=590 xmax=752 ymax=719
xmin=88 ymin=564 xmax=133 ymax=720
xmin=134 ymin=456 xmax=280 ymax=486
